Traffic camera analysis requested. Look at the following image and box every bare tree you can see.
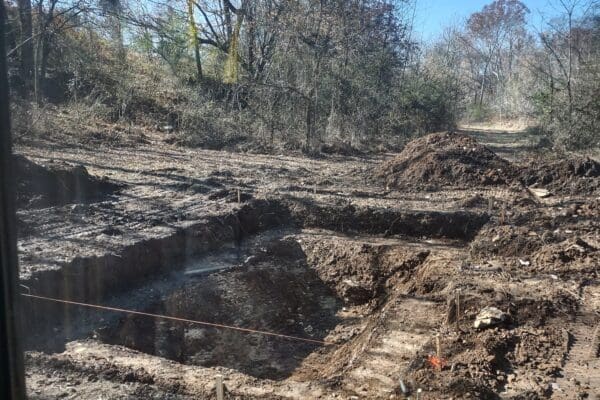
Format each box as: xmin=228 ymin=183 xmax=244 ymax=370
xmin=186 ymin=0 xmax=202 ymax=80
xmin=17 ymin=0 xmax=34 ymax=88
xmin=464 ymin=0 xmax=529 ymax=108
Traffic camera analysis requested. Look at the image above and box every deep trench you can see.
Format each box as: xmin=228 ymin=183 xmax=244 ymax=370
xmin=21 ymin=198 xmax=489 ymax=380
xmin=97 ymin=231 xmax=343 ymax=379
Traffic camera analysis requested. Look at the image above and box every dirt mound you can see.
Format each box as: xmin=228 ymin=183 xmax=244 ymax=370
xmin=376 ymin=132 xmax=514 ymax=189
xmin=14 ymin=155 xmax=120 ymax=209
xmin=531 ymin=237 xmax=599 ymax=275
xmin=470 ymin=225 xmax=548 ymax=259
xmin=407 ymin=324 xmax=568 ymax=398
xmin=301 ymin=238 xmax=429 ymax=306
xmin=519 ymin=157 xmax=600 ymax=195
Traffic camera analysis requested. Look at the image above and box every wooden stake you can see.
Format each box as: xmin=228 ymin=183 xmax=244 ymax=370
xmin=589 ymin=323 xmax=600 ymax=360
xmin=216 ymin=374 xmax=224 ymax=400
xmin=399 ymin=379 xmax=407 ymax=394
xmin=488 ymin=197 xmax=494 ymax=213
xmin=456 ymin=289 xmax=461 ymax=332
xmin=436 ymin=334 xmax=441 ymax=358
xmin=237 ymin=189 xmax=241 ymax=203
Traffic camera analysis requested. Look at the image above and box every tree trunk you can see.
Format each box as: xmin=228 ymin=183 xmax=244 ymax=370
xmin=33 ymin=0 xmax=42 ymax=103
xmin=223 ymin=0 xmax=233 ymax=41
xmin=17 ymin=0 xmax=34 ymax=90
xmin=0 ymin=2 xmax=28 ymax=397
xmin=246 ymin=2 xmax=255 ymax=78
xmin=115 ymin=14 xmax=125 ymax=62
xmin=187 ymin=0 xmax=202 ymax=81
xmin=566 ymin=8 xmax=573 ymax=130
xmin=193 ymin=42 xmax=202 ymax=80
xmin=479 ymin=61 xmax=489 ymax=107
xmin=36 ymin=31 xmax=51 ymax=104
xmin=306 ymin=92 xmax=314 ymax=151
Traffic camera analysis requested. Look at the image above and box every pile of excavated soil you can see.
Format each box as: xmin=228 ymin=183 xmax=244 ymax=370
xmin=376 ymin=132 xmax=514 ymax=189
xmin=406 ymin=325 xmax=568 ymax=398
xmin=469 ymin=225 xmax=548 ymax=259
xmin=301 ymin=238 xmax=429 ymax=306
xmin=376 ymin=132 xmax=600 ymax=195
xmin=14 ymin=155 xmax=120 ymax=209
xmin=519 ymin=157 xmax=600 ymax=195
xmin=470 ymin=199 xmax=599 ymax=263
xmin=531 ymin=236 xmax=599 ymax=275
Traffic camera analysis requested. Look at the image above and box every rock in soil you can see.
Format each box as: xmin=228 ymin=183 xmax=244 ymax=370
xmin=474 ymin=306 xmax=509 ymax=329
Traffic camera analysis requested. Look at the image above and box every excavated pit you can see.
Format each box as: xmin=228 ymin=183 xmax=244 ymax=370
xmin=23 ymin=229 xmax=442 ymax=381
xmin=97 ymin=235 xmax=343 ymax=380
xmin=21 ymin=199 xmax=488 ymax=384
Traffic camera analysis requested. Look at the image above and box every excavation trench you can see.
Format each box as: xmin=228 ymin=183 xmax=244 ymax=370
xmin=21 ymin=199 xmax=488 ymax=380
xmin=97 ymin=231 xmax=343 ymax=380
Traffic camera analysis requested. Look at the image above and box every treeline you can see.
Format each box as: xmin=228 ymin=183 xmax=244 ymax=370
xmin=3 ymin=0 xmax=599 ymax=151
xmin=4 ymin=0 xmax=459 ymax=152
xmin=426 ymin=0 xmax=599 ymax=149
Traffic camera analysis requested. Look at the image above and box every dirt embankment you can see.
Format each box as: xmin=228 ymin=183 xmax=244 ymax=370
xmin=302 ymin=238 xmax=430 ymax=306
xmin=14 ymin=154 xmax=121 ymax=208
xmin=470 ymin=198 xmax=599 ymax=274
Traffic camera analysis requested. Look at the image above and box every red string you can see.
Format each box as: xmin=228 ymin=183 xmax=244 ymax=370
xmin=21 ymin=293 xmax=337 ymax=347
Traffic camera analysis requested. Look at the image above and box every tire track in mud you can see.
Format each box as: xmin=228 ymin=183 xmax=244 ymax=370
xmin=552 ymin=284 xmax=600 ymax=399
xmin=343 ymin=296 xmax=443 ymax=396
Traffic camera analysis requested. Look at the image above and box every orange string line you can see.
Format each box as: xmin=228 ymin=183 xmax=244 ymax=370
xmin=21 ymin=293 xmax=337 ymax=347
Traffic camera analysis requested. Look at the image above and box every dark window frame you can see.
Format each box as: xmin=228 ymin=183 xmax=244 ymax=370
xmin=0 ymin=1 xmax=26 ymax=399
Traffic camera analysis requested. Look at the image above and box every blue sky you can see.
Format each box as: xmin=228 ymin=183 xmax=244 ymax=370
xmin=414 ymin=0 xmax=558 ymax=42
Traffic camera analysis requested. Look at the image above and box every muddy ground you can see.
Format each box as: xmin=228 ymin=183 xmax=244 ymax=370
xmin=16 ymin=128 xmax=599 ymax=399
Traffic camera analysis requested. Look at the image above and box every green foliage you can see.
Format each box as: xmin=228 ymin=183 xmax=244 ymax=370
xmin=131 ymin=29 xmax=154 ymax=57
xmin=389 ymin=71 xmax=460 ymax=136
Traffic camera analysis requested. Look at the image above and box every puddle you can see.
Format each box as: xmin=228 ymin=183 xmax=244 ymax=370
xmin=183 ymin=228 xmax=293 ymax=276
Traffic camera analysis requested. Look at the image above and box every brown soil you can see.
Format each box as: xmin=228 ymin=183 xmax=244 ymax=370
xmin=376 ymin=132 xmax=599 ymax=197
xmin=470 ymin=197 xmax=599 ymax=264
xmin=16 ymin=127 xmax=600 ymax=399
xmin=519 ymin=157 xmax=600 ymax=195
xmin=302 ymin=237 xmax=430 ymax=306
xmin=531 ymin=236 xmax=599 ymax=275
xmin=98 ymin=237 xmax=342 ymax=380
xmin=470 ymin=224 xmax=548 ymax=259
xmin=376 ymin=131 xmax=515 ymax=189
xmin=14 ymin=154 xmax=120 ymax=208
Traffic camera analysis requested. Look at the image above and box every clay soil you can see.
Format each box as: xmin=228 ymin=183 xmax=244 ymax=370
xmin=17 ymin=128 xmax=599 ymax=399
